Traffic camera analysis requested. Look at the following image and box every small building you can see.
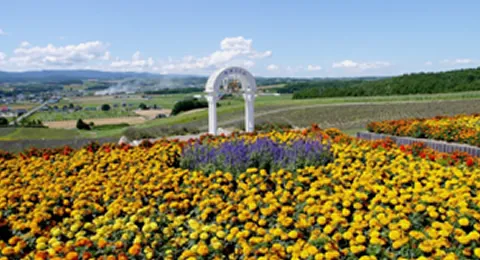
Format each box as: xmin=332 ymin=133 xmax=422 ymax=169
xmin=16 ymin=109 xmax=27 ymax=116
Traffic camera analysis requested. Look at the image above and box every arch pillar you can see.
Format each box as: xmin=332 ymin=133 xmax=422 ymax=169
xmin=205 ymin=92 xmax=218 ymax=135
xmin=243 ymin=91 xmax=255 ymax=133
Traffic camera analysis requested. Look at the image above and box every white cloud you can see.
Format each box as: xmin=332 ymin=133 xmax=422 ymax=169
xmin=101 ymin=51 xmax=111 ymax=61
xmin=1 ymin=36 xmax=270 ymax=74
xmin=8 ymin=41 xmax=110 ymax=68
xmin=109 ymin=51 xmax=154 ymax=71
xmin=266 ymin=64 xmax=279 ymax=71
xmin=440 ymin=58 xmax=475 ymax=65
xmin=243 ymin=60 xmax=255 ymax=68
xmin=159 ymin=36 xmax=271 ymax=73
xmin=332 ymin=59 xmax=390 ymax=70
xmin=0 ymin=52 xmax=6 ymax=65
xmin=307 ymin=64 xmax=322 ymax=71
xmin=0 ymin=29 xmax=5 ymax=36
xmin=425 ymin=61 xmax=433 ymax=66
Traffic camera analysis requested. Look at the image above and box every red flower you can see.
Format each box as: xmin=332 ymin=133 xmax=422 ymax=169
xmin=466 ymin=157 xmax=475 ymax=167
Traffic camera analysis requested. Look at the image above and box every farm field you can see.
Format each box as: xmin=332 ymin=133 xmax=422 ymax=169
xmin=30 ymin=110 xmax=137 ymax=122
xmin=1 ymin=91 xmax=480 ymax=143
xmin=44 ymin=117 xmax=146 ymax=129
xmin=59 ymin=93 xmax=200 ymax=109
xmin=137 ymin=99 xmax=480 ymax=132
xmin=134 ymin=109 xmax=172 ymax=119
xmin=0 ymin=127 xmax=479 ymax=259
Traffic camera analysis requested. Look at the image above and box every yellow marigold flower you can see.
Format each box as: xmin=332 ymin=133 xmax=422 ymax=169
xmin=199 ymin=232 xmax=209 ymax=240
xmin=342 ymin=231 xmax=353 ymax=240
xmin=419 ymin=241 xmax=433 ymax=253
xmin=457 ymin=235 xmax=470 ymax=245
xmin=307 ymin=245 xmax=318 ymax=255
xmin=317 ymin=216 xmax=327 ymax=225
xmin=324 ymin=225 xmax=334 ymax=234
xmin=355 ymin=234 xmax=366 ymax=244
xmin=388 ymin=230 xmax=401 ymax=241
xmin=350 ymin=245 xmax=366 ymax=254
xmin=398 ymin=219 xmax=411 ymax=230
xmin=459 ymin=217 xmax=469 ymax=227
xmin=1 ymin=247 xmax=15 ymax=256
xmin=474 ymin=248 xmax=480 ymax=258
xmin=216 ymin=230 xmax=226 ymax=239
xmin=197 ymin=243 xmax=209 ymax=256
xmin=325 ymin=251 xmax=340 ymax=259
xmin=288 ymin=230 xmax=299 ymax=239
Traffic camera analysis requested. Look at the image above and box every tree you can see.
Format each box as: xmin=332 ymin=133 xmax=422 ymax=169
xmin=76 ymin=119 xmax=91 ymax=130
xmin=68 ymin=103 xmax=74 ymax=109
xmin=0 ymin=117 xmax=8 ymax=127
xmin=101 ymin=104 xmax=111 ymax=111
xmin=138 ymin=103 xmax=148 ymax=110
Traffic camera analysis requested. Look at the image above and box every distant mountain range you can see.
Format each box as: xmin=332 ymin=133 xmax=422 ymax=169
xmin=0 ymin=70 xmax=201 ymax=83
xmin=0 ymin=69 xmax=390 ymax=84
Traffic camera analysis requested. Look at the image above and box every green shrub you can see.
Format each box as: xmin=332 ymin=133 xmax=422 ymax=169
xmin=100 ymin=104 xmax=111 ymax=111
xmin=0 ymin=117 xmax=8 ymax=127
xmin=139 ymin=103 xmax=148 ymax=110
xmin=76 ymin=119 xmax=91 ymax=130
xmin=171 ymin=98 xmax=210 ymax=116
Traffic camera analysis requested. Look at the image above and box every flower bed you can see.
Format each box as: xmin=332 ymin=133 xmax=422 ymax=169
xmin=367 ymin=113 xmax=480 ymax=147
xmin=0 ymin=126 xmax=479 ymax=259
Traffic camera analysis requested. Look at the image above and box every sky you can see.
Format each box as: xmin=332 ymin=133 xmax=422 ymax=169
xmin=0 ymin=0 xmax=479 ymax=77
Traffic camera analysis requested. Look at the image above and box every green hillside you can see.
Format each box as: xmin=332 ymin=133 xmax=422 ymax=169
xmin=291 ymin=67 xmax=480 ymax=99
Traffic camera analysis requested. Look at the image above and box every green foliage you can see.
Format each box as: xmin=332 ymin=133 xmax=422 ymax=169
xmin=291 ymin=67 xmax=480 ymax=99
xmin=76 ymin=119 xmax=91 ymax=130
xmin=100 ymin=104 xmax=111 ymax=111
xmin=17 ymin=118 xmax=45 ymax=128
xmin=0 ymin=117 xmax=8 ymax=127
xmin=138 ymin=103 xmax=148 ymax=110
xmin=170 ymin=98 xmax=210 ymax=116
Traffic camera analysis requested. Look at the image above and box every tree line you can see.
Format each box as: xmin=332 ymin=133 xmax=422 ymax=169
xmin=288 ymin=67 xmax=480 ymax=99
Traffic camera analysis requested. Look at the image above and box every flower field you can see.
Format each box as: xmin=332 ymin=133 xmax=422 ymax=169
xmin=0 ymin=126 xmax=480 ymax=259
xmin=367 ymin=113 xmax=480 ymax=147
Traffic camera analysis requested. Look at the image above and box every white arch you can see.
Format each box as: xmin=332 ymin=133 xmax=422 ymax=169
xmin=205 ymin=66 xmax=257 ymax=135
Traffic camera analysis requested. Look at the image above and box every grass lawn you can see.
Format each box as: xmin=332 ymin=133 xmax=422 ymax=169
xmin=0 ymin=127 xmax=82 ymax=140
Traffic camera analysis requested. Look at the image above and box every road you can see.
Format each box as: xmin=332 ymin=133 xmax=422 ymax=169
xmin=10 ymin=101 xmax=49 ymax=125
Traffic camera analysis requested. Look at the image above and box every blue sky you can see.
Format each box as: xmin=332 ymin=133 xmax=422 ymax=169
xmin=1 ymin=0 xmax=479 ymax=77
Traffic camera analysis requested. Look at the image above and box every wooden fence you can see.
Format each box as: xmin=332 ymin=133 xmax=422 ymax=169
xmin=357 ymin=132 xmax=480 ymax=157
